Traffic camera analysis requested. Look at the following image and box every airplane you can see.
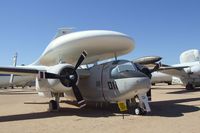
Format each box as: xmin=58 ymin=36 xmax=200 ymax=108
xmin=151 ymin=71 xmax=172 ymax=85
xmin=0 ymin=28 xmax=158 ymax=115
xmin=158 ymin=49 xmax=200 ymax=90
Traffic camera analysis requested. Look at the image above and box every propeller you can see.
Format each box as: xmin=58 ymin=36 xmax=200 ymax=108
xmin=137 ymin=62 xmax=161 ymax=79
xmin=150 ymin=62 xmax=161 ymax=73
xmin=141 ymin=62 xmax=161 ymax=101
xmin=44 ymin=50 xmax=88 ymax=107
xmin=74 ymin=51 xmax=87 ymax=72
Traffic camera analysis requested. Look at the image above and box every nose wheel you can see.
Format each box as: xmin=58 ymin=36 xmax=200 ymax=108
xmin=134 ymin=107 xmax=147 ymax=115
xmin=126 ymin=94 xmax=151 ymax=115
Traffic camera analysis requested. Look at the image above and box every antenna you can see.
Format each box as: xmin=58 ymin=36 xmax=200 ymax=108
xmin=53 ymin=27 xmax=75 ymax=39
xmin=13 ymin=52 xmax=18 ymax=66
xmin=9 ymin=52 xmax=18 ymax=86
xmin=114 ymin=53 xmax=118 ymax=61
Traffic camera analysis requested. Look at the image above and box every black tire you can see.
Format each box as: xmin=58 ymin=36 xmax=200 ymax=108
xmin=49 ymin=100 xmax=58 ymax=111
xmin=168 ymin=82 xmax=172 ymax=85
xmin=186 ymin=83 xmax=194 ymax=90
xmin=134 ymin=107 xmax=147 ymax=115
xmin=147 ymin=89 xmax=152 ymax=101
xmin=134 ymin=107 xmax=141 ymax=115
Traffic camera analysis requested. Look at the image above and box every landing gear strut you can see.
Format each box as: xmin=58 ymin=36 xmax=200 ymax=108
xmin=126 ymin=94 xmax=151 ymax=115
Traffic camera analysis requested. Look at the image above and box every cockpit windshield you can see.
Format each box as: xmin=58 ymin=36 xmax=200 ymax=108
xmin=110 ymin=62 xmax=147 ymax=79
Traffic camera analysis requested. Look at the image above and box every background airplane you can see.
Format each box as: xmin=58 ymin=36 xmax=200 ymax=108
xmin=158 ymin=49 xmax=200 ymax=90
xmin=151 ymin=72 xmax=172 ymax=85
xmin=0 ymin=28 xmax=158 ymax=115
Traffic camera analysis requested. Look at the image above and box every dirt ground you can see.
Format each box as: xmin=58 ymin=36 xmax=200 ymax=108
xmin=0 ymin=84 xmax=200 ymax=133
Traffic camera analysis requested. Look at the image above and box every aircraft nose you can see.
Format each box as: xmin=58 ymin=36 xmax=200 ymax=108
xmin=115 ymin=77 xmax=151 ymax=100
xmin=134 ymin=77 xmax=151 ymax=94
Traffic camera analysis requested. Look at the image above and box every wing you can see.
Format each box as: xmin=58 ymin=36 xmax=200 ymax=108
xmin=158 ymin=65 xmax=189 ymax=77
xmin=0 ymin=66 xmax=39 ymax=75
xmin=0 ymin=66 xmax=90 ymax=78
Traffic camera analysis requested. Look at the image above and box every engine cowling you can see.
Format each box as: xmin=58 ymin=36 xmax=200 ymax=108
xmin=41 ymin=50 xmax=87 ymax=105
xmin=46 ymin=64 xmax=79 ymax=91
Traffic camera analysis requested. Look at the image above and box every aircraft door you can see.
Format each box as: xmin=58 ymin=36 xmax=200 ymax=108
xmin=101 ymin=63 xmax=119 ymax=101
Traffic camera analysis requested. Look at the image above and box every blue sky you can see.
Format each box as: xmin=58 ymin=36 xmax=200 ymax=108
xmin=0 ymin=0 xmax=199 ymax=66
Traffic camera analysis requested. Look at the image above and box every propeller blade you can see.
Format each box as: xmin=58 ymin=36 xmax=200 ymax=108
xmin=72 ymin=84 xmax=86 ymax=108
xmin=150 ymin=63 xmax=160 ymax=73
xmin=74 ymin=51 xmax=88 ymax=71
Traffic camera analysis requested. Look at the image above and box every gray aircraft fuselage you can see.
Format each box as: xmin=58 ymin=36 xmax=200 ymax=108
xmin=78 ymin=60 xmax=150 ymax=103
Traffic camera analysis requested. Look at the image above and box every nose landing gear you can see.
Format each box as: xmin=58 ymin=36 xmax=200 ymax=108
xmin=126 ymin=94 xmax=151 ymax=115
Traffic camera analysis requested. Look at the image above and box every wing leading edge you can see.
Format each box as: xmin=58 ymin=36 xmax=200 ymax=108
xmin=158 ymin=65 xmax=189 ymax=77
xmin=0 ymin=66 xmax=40 ymax=76
xmin=0 ymin=66 xmax=90 ymax=79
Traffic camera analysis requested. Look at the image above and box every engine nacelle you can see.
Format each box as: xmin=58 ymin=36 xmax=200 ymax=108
xmin=46 ymin=64 xmax=79 ymax=92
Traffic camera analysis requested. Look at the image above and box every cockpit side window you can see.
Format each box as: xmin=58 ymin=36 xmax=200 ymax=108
xmin=118 ymin=62 xmax=136 ymax=72
xmin=110 ymin=66 xmax=119 ymax=78
xmin=110 ymin=62 xmax=146 ymax=79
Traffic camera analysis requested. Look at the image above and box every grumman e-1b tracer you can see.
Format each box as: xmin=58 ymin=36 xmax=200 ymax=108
xmin=0 ymin=28 xmax=156 ymax=115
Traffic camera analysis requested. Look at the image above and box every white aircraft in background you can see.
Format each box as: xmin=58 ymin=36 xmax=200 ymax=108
xmin=151 ymin=72 xmax=172 ymax=85
xmin=0 ymin=28 xmax=158 ymax=115
xmin=159 ymin=49 xmax=200 ymax=90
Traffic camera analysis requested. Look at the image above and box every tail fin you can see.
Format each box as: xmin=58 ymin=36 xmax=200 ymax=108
xmin=180 ymin=49 xmax=200 ymax=64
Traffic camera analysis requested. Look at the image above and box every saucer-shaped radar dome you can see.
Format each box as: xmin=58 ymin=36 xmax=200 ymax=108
xmin=180 ymin=49 xmax=200 ymax=64
xmin=39 ymin=30 xmax=135 ymax=66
